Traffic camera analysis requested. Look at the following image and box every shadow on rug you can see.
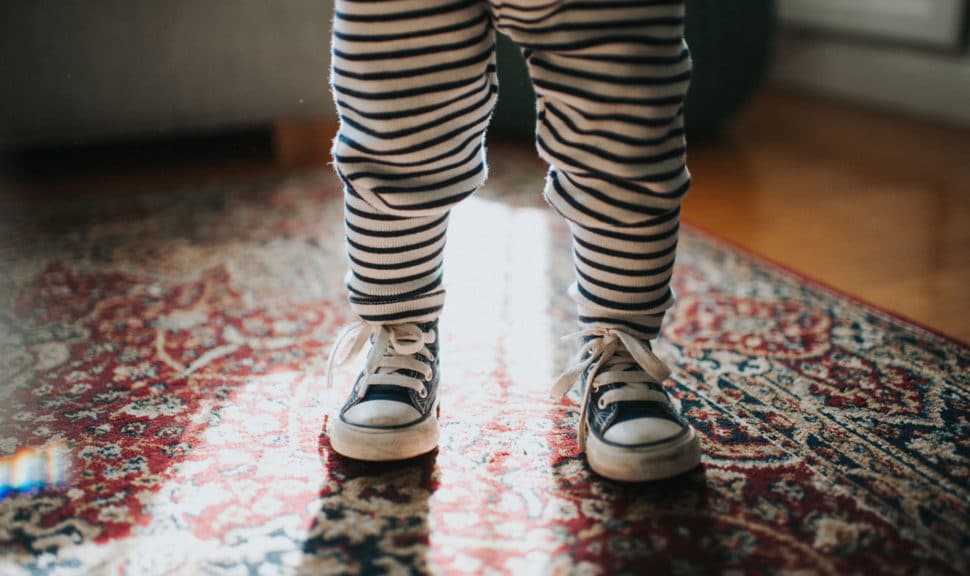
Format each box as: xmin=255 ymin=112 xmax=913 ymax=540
xmin=0 ymin=153 xmax=967 ymax=575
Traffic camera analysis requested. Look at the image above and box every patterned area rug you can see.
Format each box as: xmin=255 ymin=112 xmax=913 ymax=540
xmin=0 ymin=152 xmax=967 ymax=575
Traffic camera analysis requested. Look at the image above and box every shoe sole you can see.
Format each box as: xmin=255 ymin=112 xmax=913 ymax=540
xmin=329 ymin=402 xmax=440 ymax=461
xmin=586 ymin=425 xmax=702 ymax=482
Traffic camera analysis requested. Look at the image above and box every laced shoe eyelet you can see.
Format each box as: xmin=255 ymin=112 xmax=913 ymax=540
xmin=598 ymin=398 xmax=607 ymax=409
xmin=418 ymin=388 xmax=429 ymax=399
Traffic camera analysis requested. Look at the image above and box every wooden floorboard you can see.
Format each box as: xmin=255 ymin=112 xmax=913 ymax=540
xmin=683 ymin=86 xmax=970 ymax=343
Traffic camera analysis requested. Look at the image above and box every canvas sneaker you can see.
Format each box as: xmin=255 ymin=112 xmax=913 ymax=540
xmin=327 ymin=320 xmax=440 ymax=461
xmin=552 ymin=328 xmax=701 ymax=482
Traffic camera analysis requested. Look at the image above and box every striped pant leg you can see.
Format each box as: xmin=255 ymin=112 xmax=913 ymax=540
xmin=493 ymin=0 xmax=691 ymax=340
xmin=331 ymin=0 xmax=498 ymax=324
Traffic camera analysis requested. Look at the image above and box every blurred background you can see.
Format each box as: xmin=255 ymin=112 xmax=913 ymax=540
xmin=0 ymin=0 xmax=967 ymax=341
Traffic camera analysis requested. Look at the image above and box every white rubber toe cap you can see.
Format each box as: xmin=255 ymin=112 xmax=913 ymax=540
xmin=343 ymin=400 xmax=422 ymax=427
xmin=603 ymin=418 xmax=685 ymax=446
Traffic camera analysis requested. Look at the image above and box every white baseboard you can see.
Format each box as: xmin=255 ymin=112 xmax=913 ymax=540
xmin=778 ymin=0 xmax=966 ymax=48
xmin=772 ymin=31 xmax=970 ymax=126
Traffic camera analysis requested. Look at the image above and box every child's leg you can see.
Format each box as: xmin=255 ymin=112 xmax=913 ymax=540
xmin=331 ymin=0 xmax=498 ymax=325
xmin=499 ymin=3 xmax=690 ymax=338
xmin=328 ymin=0 xmax=497 ymax=460
xmin=494 ymin=1 xmax=700 ymax=480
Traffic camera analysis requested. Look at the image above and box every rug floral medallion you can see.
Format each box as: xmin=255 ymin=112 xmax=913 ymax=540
xmin=0 ymin=158 xmax=967 ymax=575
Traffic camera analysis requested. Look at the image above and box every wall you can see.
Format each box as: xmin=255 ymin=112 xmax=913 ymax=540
xmin=772 ymin=0 xmax=970 ymax=125
xmin=0 ymin=1 xmax=335 ymax=147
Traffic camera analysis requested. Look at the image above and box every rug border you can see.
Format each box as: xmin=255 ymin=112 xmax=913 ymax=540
xmin=681 ymin=221 xmax=969 ymax=349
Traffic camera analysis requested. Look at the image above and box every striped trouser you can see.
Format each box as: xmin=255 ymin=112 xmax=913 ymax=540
xmin=331 ymin=0 xmax=691 ymax=340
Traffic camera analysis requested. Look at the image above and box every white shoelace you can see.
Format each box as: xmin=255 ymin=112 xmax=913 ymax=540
xmin=327 ymin=321 xmax=436 ymax=400
xmin=551 ymin=328 xmax=672 ymax=450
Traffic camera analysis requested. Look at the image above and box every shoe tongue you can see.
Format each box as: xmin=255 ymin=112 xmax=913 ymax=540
xmin=375 ymin=349 xmax=430 ymax=382
xmin=598 ymin=352 xmax=656 ymax=389
xmin=367 ymin=359 xmax=426 ymax=398
xmin=376 ymin=366 xmax=425 ymax=380
xmin=603 ymin=349 xmax=638 ymax=372
xmin=371 ymin=322 xmax=436 ymax=376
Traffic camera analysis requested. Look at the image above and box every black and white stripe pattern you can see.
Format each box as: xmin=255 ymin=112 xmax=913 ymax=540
xmin=332 ymin=0 xmax=691 ymax=337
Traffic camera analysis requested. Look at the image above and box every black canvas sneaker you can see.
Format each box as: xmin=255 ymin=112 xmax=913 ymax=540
xmin=552 ymin=328 xmax=701 ymax=481
xmin=327 ymin=321 xmax=439 ymax=461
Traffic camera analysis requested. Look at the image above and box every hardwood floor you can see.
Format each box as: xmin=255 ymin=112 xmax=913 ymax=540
xmin=3 ymin=86 xmax=967 ymax=342
xmin=683 ymin=87 xmax=970 ymax=342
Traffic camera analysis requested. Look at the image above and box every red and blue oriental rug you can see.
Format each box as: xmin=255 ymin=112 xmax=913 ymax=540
xmin=0 ymin=155 xmax=967 ymax=574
